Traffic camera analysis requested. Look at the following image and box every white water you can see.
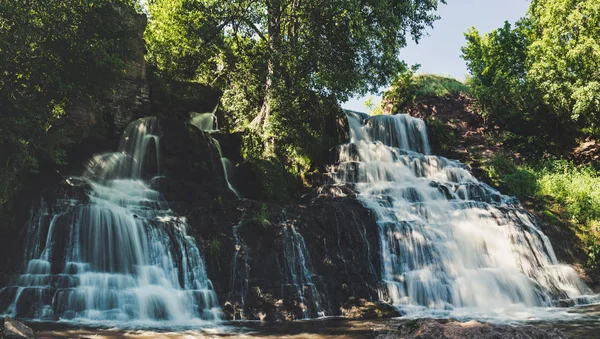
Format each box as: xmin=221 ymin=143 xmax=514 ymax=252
xmin=228 ymin=217 xmax=250 ymax=320
xmin=331 ymin=111 xmax=598 ymax=319
xmin=0 ymin=118 xmax=221 ymax=325
xmin=279 ymin=220 xmax=327 ymax=319
xmin=189 ymin=112 xmax=242 ymax=199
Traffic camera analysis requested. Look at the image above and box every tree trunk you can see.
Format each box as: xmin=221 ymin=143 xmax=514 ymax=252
xmin=252 ymin=0 xmax=281 ymax=133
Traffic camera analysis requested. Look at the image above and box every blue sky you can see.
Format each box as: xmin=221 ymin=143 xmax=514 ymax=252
xmin=342 ymin=0 xmax=531 ymax=112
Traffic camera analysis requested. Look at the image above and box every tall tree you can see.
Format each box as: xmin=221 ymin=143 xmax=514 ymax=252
xmin=528 ymin=0 xmax=600 ymax=131
xmin=461 ymin=0 xmax=600 ymax=154
xmin=0 ymin=0 xmax=139 ymax=206
xmin=146 ymin=0 xmax=445 ymax=132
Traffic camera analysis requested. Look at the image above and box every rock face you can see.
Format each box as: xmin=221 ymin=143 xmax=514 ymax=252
xmin=182 ymin=190 xmax=386 ymax=321
xmin=155 ymin=118 xmax=234 ymax=201
xmin=377 ymin=319 xmax=566 ymax=339
xmin=2 ymin=317 xmax=37 ymax=339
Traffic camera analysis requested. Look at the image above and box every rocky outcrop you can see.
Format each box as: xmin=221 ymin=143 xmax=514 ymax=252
xmin=154 ymin=119 xmax=234 ymax=201
xmin=182 ymin=190 xmax=384 ymax=321
xmin=340 ymin=298 xmax=401 ymax=319
xmin=2 ymin=317 xmax=37 ymax=339
xmin=377 ymin=319 xmax=566 ymax=339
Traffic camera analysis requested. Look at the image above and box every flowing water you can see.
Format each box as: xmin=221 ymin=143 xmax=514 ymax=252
xmin=228 ymin=217 xmax=250 ymax=320
xmin=278 ymin=217 xmax=327 ymax=319
xmin=0 ymin=118 xmax=221 ymax=325
xmin=2 ymin=111 xmax=600 ymax=335
xmin=330 ymin=111 xmax=598 ymax=319
xmin=189 ymin=112 xmax=242 ymax=199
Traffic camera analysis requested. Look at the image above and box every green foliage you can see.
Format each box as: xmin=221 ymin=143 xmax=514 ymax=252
xmin=528 ymin=0 xmax=600 ymax=130
xmin=0 ymin=0 xmax=140 ymax=208
xmin=145 ymin=0 xmax=446 ymax=199
xmin=425 ymin=118 xmax=460 ymax=154
xmin=364 ymin=96 xmax=384 ymax=116
xmin=462 ymin=0 xmax=600 ymax=155
xmin=537 ymin=160 xmax=600 ymax=225
xmin=411 ymin=75 xmax=472 ymax=98
xmin=146 ymin=0 xmax=445 ymax=100
xmin=206 ymin=238 xmax=222 ymax=258
xmin=461 ymin=21 xmax=558 ymax=155
xmin=485 ymin=155 xmax=538 ymax=198
xmin=536 ymin=160 xmax=600 ymax=267
xmin=589 ymin=240 xmax=600 ymax=268
xmin=384 ymin=69 xmax=471 ymax=113
xmin=257 ymin=203 xmax=270 ymax=226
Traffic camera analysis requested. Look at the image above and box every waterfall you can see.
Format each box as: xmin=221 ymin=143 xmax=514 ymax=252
xmin=189 ymin=112 xmax=241 ymax=199
xmin=279 ymin=218 xmax=326 ymax=319
xmin=190 ymin=112 xmax=218 ymax=132
xmin=0 ymin=117 xmax=221 ymax=325
xmin=331 ymin=111 xmax=597 ymax=317
xmin=228 ymin=217 xmax=249 ymax=320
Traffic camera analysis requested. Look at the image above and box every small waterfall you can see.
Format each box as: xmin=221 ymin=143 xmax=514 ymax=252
xmin=228 ymin=217 xmax=250 ymax=320
xmin=279 ymin=218 xmax=326 ymax=319
xmin=190 ymin=112 xmax=218 ymax=132
xmin=189 ymin=112 xmax=241 ymax=199
xmin=0 ymin=117 xmax=221 ymax=324
xmin=331 ymin=111 xmax=597 ymax=317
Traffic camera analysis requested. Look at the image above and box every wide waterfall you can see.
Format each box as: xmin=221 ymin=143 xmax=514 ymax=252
xmin=0 ymin=117 xmax=221 ymax=325
xmin=331 ymin=111 xmax=597 ymax=317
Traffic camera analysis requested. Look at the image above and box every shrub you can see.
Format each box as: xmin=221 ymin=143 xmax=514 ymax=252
xmin=425 ymin=117 xmax=460 ymax=154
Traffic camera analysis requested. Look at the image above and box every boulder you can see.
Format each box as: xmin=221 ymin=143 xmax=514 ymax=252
xmin=2 ymin=317 xmax=37 ymax=339
xmin=340 ymin=298 xmax=401 ymax=319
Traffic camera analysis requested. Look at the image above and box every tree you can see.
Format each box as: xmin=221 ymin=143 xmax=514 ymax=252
xmin=147 ymin=0 xmax=446 ymax=132
xmin=461 ymin=21 xmax=548 ymax=139
xmin=461 ymin=0 xmax=600 ymax=154
xmin=0 ymin=0 xmax=139 ymax=207
xmin=528 ymin=0 xmax=600 ymax=131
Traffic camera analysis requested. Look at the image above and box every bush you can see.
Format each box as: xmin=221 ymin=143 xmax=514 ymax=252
xmin=425 ymin=117 xmax=460 ymax=154
xmin=537 ymin=160 xmax=600 ymax=225
xmin=504 ymin=169 xmax=538 ymax=198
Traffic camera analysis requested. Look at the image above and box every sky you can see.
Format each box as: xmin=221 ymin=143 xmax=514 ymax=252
xmin=342 ymin=0 xmax=531 ymax=112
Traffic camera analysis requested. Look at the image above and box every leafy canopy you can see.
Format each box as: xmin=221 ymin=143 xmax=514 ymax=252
xmin=0 ymin=0 xmax=139 ymax=207
xmin=461 ymin=0 xmax=600 ymax=154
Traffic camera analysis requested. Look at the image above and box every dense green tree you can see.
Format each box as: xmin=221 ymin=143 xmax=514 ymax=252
xmin=461 ymin=0 xmax=599 ymax=154
xmin=146 ymin=0 xmax=446 ymax=198
xmin=528 ymin=0 xmax=600 ymax=132
xmin=146 ymin=0 xmax=445 ymax=131
xmin=0 ymin=0 xmax=139 ymax=207
xmin=461 ymin=20 xmax=558 ymax=152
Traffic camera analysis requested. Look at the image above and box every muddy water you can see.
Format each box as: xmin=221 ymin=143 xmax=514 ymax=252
xmin=25 ymin=307 xmax=600 ymax=339
xmin=532 ymin=304 xmax=600 ymax=339
xmin=30 ymin=318 xmax=391 ymax=338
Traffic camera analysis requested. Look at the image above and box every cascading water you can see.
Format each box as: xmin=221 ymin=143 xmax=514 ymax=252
xmin=189 ymin=112 xmax=241 ymax=199
xmin=331 ymin=111 xmax=597 ymax=318
xmin=278 ymin=218 xmax=327 ymax=319
xmin=0 ymin=117 xmax=221 ymax=325
xmin=228 ymin=217 xmax=250 ymax=320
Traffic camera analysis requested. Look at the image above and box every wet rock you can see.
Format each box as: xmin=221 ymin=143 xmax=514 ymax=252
xmin=377 ymin=318 xmax=567 ymax=339
xmin=340 ymin=298 xmax=401 ymax=319
xmin=2 ymin=316 xmax=37 ymax=339
xmin=157 ymin=119 xmax=234 ymax=201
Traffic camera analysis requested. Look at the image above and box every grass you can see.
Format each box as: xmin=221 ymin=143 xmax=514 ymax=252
xmin=410 ymin=74 xmax=472 ymax=99
xmin=383 ymin=73 xmax=472 ymax=114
